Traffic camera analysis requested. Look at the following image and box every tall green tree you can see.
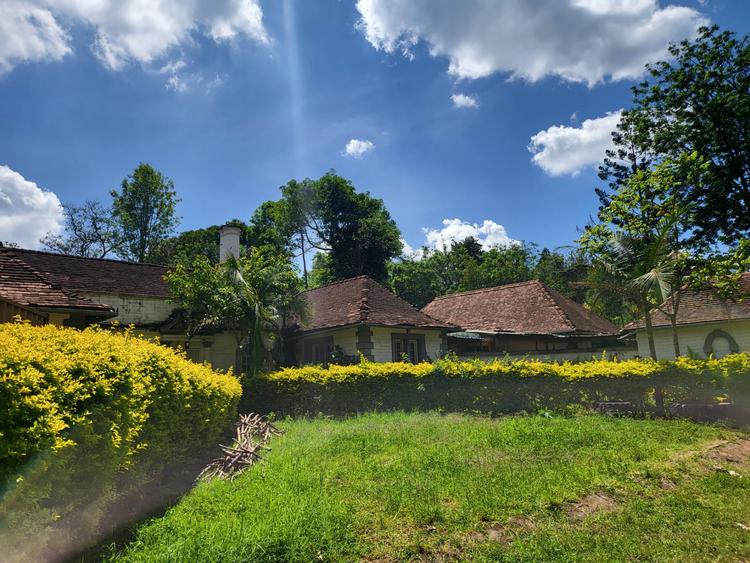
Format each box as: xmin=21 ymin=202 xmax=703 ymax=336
xmin=111 ymin=163 xmax=180 ymax=262
xmin=599 ymin=26 xmax=750 ymax=249
xmin=583 ymin=155 xmax=705 ymax=357
xmin=254 ymin=172 xmax=402 ymax=285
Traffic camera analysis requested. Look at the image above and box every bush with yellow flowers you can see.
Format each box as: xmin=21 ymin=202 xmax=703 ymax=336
xmin=0 ymin=322 xmax=241 ymax=558
xmin=244 ymin=353 xmax=750 ymax=417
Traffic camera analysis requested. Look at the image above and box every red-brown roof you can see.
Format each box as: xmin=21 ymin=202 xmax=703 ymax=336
xmin=2 ymin=247 xmax=171 ymax=297
xmin=0 ymin=251 xmax=114 ymax=315
xmin=626 ymin=272 xmax=750 ymax=330
xmin=295 ymin=276 xmax=454 ymax=333
xmin=422 ymin=280 xmax=618 ymax=335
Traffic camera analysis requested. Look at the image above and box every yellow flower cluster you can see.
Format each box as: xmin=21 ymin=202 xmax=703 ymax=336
xmin=262 ymin=352 xmax=750 ymax=384
xmin=0 ymin=322 xmax=241 ymax=539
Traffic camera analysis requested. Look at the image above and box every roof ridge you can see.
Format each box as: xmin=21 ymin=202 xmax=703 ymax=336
xmin=428 ymin=279 xmax=542 ymax=302
xmin=1 ymin=246 xmax=169 ymax=269
xmin=364 ymin=275 xmax=451 ymax=325
xmin=537 ymin=282 xmax=577 ymax=331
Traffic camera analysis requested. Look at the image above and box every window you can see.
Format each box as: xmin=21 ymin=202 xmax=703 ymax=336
xmin=392 ymin=333 xmax=425 ymax=363
xmin=304 ymin=336 xmax=334 ymax=365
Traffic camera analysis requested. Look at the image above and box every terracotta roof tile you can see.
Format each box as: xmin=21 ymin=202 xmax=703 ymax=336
xmin=422 ymin=280 xmax=618 ymax=335
xmin=296 ymin=276 xmax=454 ymax=333
xmin=0 ymin=252 xmax=114 ymax=314
xmin=2 ymin=247 xmax=170 ymax=297
xmin=626 ymin=272 xmax=750 ymax=329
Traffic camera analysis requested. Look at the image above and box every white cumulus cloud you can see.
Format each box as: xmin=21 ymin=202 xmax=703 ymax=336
xmin=423 ymin=218 xmax=518 ymax=251
xmin=528 ymin=110 xmax=622 ymax=176
xmin=0 ymin=1 xmax=71 ymax=73
xmin=0 ymin=165 xmax=63 ymax=248
xmin=355 ymin=0 xmax=707 ymax=86
xmin=451 ymin=94 xmax=478 ymax=109
xmin=344 ymin=139 xmax=376 ymax=159
xmin=0 ymin=0 xmax=269 ymax=73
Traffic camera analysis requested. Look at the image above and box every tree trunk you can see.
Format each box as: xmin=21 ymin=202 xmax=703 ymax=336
xmin=300 ymin=231 xmax=308 ymax=289
xmin=642 ymin=300 xmax=658 ymax=360
xmin=669 ymin=291 xmax=681 ymax=358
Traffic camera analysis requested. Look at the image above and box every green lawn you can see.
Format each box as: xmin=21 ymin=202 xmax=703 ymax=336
xmin=113 ymin=413 xmax=750 ymax=562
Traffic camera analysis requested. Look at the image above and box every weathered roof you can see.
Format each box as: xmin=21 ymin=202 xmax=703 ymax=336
xmin=626 ymin=272 xmax=750 ymax=330
xmin=1 ymin=247 xmax=171 ymax=298
xmin=295 ymin=276 xmax=454 ymax=333
xmin=0 ymin=251 xmax=114 ymax=315
xmin=422 ymin=280 xmax=618 ymax=336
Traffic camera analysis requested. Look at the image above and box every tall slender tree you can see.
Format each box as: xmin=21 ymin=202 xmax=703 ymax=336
xmin=111 ymin=163 xmax=180 ymax=262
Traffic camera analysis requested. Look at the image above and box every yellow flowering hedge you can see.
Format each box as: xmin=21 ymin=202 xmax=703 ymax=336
xmin=244 ymin=354 xmax=750 ymax=417
xmin=0 ymin=322 xmax=241 ymax=551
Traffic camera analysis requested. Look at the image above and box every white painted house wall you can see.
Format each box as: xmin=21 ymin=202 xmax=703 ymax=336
xmin=370 ymin=327 xmax=443 ymax=363
xmin=294 ymin=327 xmax=359 ymax=363
xmin=80 ymin=292 xmax=174 ymax=325
xmin=635 ymin=319 xmax=750 ymax=360
xmin=81 ymin=291 xmax=239 ymax=372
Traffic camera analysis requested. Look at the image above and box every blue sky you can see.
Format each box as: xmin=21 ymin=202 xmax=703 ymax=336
xmin=1 ymin=0 xmax=749 ymax=254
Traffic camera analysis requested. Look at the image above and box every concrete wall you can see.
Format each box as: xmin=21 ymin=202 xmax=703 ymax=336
xmin=294 ymin=326 xmax=444 ymax=364
xmin=370 ymin=327 xmax=443 ymax=363
xmin=80 ymin=292 xmax=175 ymax=325
xmin=294 ymin=327 xmax=359 ymax=364
xmin=635 ymin=319 xmax=750 ymax=360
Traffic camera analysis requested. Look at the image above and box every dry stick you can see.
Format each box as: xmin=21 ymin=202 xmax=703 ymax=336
xmin=198 ymin=413 xmax=284 ymax=482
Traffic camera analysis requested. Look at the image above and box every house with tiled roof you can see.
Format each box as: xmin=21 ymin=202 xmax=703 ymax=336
xmin=0 ymin=226 xmax=245 ymax=371
xmin=624 ymin=273 xmax=750 ymax=360
xmin=0 ymin=250 xmax=116 ymax=326
xmin=288 ymin=276 xmax=455 ymax=364
xmin=422 ymin=280 xmax=635 ymax=361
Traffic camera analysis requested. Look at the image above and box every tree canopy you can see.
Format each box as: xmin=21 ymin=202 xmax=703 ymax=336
xmin=598 ymin=26 xmax=750 ymax=250
xmin=250 ymin=171 xmax=402 ymax=286
xmin=111 ymin=163 xmax=180 ymax=262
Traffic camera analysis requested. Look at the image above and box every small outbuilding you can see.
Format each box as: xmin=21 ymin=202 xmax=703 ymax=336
xmin=422 ymin=280 xmax=635 ymax=361
xmin=625 ymin=272 xmax=750 ymax=359
xmin=287 ymin=276 xmax=455 ymax=365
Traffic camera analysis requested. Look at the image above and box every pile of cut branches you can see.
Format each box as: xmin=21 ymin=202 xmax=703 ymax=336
xmin=198 ymin=414 xmax=283 ymax=481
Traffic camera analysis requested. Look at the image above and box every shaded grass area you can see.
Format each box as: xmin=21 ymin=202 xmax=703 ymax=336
xmin=113 ymin=413 xmax=749 ymax=562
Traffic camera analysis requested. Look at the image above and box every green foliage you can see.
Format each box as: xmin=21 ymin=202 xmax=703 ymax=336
xmin=389 ymin=241 xmax=588 ymax=310
xmin=113 ymin=412 xmax=747 ymax=562
xmin=147 ymin=220 xmax=250 ymax=266
xmin=111 ymin=163 xmax=181 ymax=263
xmin=41 ymin=200 xmax=121 ymax=258
xmin=0 ymin=322 xmax=241 ymax=559
xmin=244 ymin=354 xmax=750 ymax=417
xmin=254 ymin=172 xmax=402 ymax=285
xmin=599 ymin=25 xmax=750 ymax=249
xmin=166 ymin=249 xmax=305 ymax=373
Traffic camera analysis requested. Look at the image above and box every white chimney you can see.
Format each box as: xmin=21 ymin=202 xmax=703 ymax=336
xmin=219 ymin=224 xmax=242 ymax=263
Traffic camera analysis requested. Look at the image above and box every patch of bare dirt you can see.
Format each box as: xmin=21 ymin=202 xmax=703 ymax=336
xmin=660 ymin=477 xmax=677 ymax=490
xmin=707 ymin=439 xmax=750 ymax=465
xmin=567 ymin=493 xmax=618 ymax=521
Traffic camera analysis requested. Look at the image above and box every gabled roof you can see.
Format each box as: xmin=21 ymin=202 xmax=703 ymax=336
xmin=1 ymin=247 xmax=170 ymax=298
xmin=626 ymin=272 xmax=750 ymax=330
xmin=0 ymin=251 xmax=114 ymax=315
xmin=422 ymin=280 xmax=618 ymax=336
xmin=294 ymin=276 xmax=454 ymax=333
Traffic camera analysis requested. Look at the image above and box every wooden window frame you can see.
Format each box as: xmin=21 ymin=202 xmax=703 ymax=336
xmin=391 ymin=332 xmax=426 ymax=363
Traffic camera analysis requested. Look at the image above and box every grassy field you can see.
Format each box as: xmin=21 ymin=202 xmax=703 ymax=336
xmin=113 ymin=413 xmax=750 ymax=562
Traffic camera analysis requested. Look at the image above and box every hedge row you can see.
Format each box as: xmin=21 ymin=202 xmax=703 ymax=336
xmin=0 ymin=323 xmax=242 ymax=561
xmin=243 ymin=354 xmax=750 ymax=418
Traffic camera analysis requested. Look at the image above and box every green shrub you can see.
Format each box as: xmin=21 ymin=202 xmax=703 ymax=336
xmin=244 ymin=354 xmax=750 ymax=418
xmin=0 ymin=322 xmax=241 ymax=560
